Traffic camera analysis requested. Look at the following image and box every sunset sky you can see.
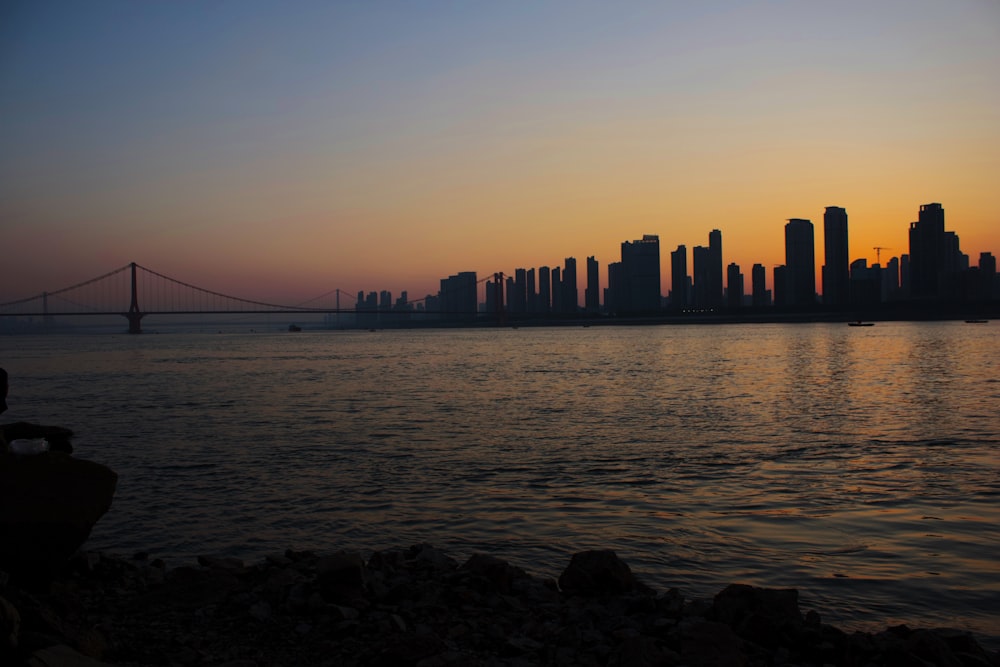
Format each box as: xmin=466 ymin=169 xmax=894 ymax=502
xmin=2 ymin=1 xmax=998 ymax=305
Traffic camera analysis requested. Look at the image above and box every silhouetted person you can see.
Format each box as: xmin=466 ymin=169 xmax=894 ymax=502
xmin=1 ymin=367 xmax=7 ymax=415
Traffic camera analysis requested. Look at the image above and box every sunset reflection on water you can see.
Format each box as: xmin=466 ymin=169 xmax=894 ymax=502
xmin=4 ymin=321 xmax=998 ymax=646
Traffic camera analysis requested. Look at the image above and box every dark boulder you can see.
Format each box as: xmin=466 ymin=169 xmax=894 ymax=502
xmin=0 ymin=452 xmax=117 ymax=585
xmin=559 ymin=549 xmax=652 ymax=596
xmin=711 ymin=583 xmax=803 ymax=649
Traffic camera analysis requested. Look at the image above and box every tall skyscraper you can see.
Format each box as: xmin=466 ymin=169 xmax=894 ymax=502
xmin=561 ymin=257 xmax=578 ymax=313
xmin=585 ymin=256 xmax=600 ymax=313
xmin=440 ymin=271 xmax=478 ymax=319
xmin=619 ymin=235 xmax=661 ymax=312
xmin=693 ymin=245 xmax=710 ymax=308
xmin=979 ymin=252 xmax=997 ymax=299
xmin=752 ymin=263 xmax=767 ymax=306
xmin=510 ymin=268 xmax=527 ymax=313
xmin=551 ymin=266 xmax=562 ymax=313
xmin=708 ymin=229 xmax=723 ymax=308
xmin=538 ymin=266 xmax=551 ymax=312
xmin=773 ymin=265 xmax=787 ymax=307
xmin=822 ymin=206 xmax=849 ymax=306
xmin=670 ymin=245 xmax=688 ymax=308
xmin=526 ymin=268 xmax=536 ymax=312
xmin=727 ymin=262 xmax=743 ymax=307
xmin=606 ymin=261 xmax=623 ymax=314
xmin=908 ymin=203 xmax=946 ymax=298
xmin=784 ymin=218 xmax=816 ymax=306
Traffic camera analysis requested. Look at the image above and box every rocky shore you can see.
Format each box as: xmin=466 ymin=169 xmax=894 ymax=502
xmin=2 ymin=544 xmax=997 ymax=667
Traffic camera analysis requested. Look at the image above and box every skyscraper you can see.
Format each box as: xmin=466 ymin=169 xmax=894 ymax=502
xmin=619 ymin=235 xmax=661 ymax=312
xmin=752 ymin=263 xmax=767 ymax=306
xmin=439 ymin=271 xmax=478 ymax=319
xmin=692 ymin=245 xmax=710 ymax=308
xmin=727 ymin=262 xmax=743 ymax=307
xmin=822 ymin=206 xmax=849 ymax=306
xmin=585 ymin=256 xmax=599 ymax=313
xmin=538 ymin=266 xmax=551 ymax=312
xmin=561 ymin=257 xmax=578 ymax=313
xmin=708 ymin=229 xmax=723 ymax=308
xmin=784 ymin=218 xmax=816 ymax=306
xmin=908 ymin=203 xmax=945 ymax=298
xmin=551 ymin=266 xmax=562 ymax=313
xmin=670 ymin=245 xmax=688 ymax=308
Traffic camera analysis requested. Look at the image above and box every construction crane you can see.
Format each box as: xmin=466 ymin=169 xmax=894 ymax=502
xmin=873 ymin=246 xmax=892 ymax=264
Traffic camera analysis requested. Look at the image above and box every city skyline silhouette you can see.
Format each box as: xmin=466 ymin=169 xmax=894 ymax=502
xmin=2 ymin=3 xmax=998 ymax=305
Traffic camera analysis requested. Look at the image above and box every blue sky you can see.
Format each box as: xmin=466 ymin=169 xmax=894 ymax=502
xmin=3 ymin=1 xmax=998 ymax=301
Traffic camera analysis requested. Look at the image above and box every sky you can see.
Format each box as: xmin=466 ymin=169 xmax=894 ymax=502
xmin=2 ymin=0 xmax=999 ymax=305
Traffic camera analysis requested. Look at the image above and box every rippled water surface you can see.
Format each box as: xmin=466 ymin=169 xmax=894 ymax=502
xmin=3 ymin=322 xmax=999 ymax=646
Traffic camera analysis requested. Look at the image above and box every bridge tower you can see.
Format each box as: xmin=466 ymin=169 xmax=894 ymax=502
xmin=125 ymin=262 xmax=145 ymax=334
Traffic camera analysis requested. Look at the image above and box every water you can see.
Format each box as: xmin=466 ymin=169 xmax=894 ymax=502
xmin=3 ymin=322 xmax=999 ymax=647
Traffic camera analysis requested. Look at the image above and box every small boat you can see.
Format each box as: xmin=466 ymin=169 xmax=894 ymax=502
xmin=965 ymin=319 xmax=988 ymax=324
xmin=848 ymin=321 xmax=874 ymax=327
xmin=288 ymin=324 xmax=301 ymax=332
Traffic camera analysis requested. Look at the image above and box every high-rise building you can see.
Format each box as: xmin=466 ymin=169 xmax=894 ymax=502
xmin=510 ymin=268 xmax=527 ymax=313
xmin=551 ymin=266 xmax=562 ymax=313
xmin=773 ymin=265 xmax=787 ymax=307
xmin=908 ymin=203 xmax=946 ymax=298
xmin=727 ymin=263 xmax=743 ymax=307
xmin=538 ymin=266 xmax=551 ymax=312
xmin=882 ymin=257 xmax=900 ymax=301
xmin=670 ymin=245 xmax=688 ymax=308
xmin=980 ymin=252 xmax=997 ymax=299
xmin=752 ymin=263 xmax=767 ymax=306
xmin=850 ymin=259 xmax=881 ymax=305
xmin=693 ymin=245 xmax=710 ymax=308
xmin=585 ymin=256 xmax=600 ymax=313
xmin=784 ymin=218 xmax=816 ymax=306
xmin=708 ymin=229 xmax=723 ymax=308
xmin=618 ymin=235 xmax=661 ymax=312
xmin=561 ymin=257 xmax=578 ymax=313
xmin=606 ymin=261 xmax=623 ymax=314
xmin=440 ymin=271 xmax=478 ymax=319
xmin=822 ymin=206 xmax=849 ymax=306
xmin=526 ymin=268 xmax=536 ymax=313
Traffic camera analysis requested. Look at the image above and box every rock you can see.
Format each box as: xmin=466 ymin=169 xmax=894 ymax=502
xmin=2 ymin=544 xmax=997 ymax=667
xmin=26 ymin=643 xmax=109 ymax=667
xmin=1 ymin=594 xmax=20 ymax=651
xmin=711 ymin=583 xmax=802 ymax=648
xmin=558 ymin=549 xmax=651 ymax=596
xmin=0 ymin=452 xmax=117 ymax=585
xmin=317 ymin=551 xmax=367 ymax=602
xmin=460 ymin=553 xmax=529 ymax=594
xmin=680 ymin=619 xmax=748 ymax=667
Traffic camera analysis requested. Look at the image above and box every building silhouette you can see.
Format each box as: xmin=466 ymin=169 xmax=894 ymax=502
xmin=526 ymin=268 xmax=537 ymax=312
xmin=353 ymin=198 xmax=995 ymax=328
xmin=708 ymin=229 xmax=724 ymax=308
xmin=561 ymin=257 xmax=578 ymax=313
xmin=538 ymin=266 xmax=551 ymax=313
xmin=908 ymin=203 xmax=947 ymax=298
xmin=440 ymin=271 xmax=478 ymax=319
xmin=784 ymin=218 xmax=816 ymax=307
xmin=727 ymin=262 xmax=743 ymax=308
xmin=751 ymin=263 xmax=768 ymax=306
xmin=614 ymin=235 xmax=661 ymax=312
xmin=822 ymin=206 xmax=849 ymax=306
xmin=585 ymin=256 xmax=600 ymax=313
xmin=670 ymin=245 xmax=688 ymax=309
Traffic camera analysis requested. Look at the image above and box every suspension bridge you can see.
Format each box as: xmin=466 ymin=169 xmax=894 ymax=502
xmin=0 ymin=263 xmax=508 ymax=333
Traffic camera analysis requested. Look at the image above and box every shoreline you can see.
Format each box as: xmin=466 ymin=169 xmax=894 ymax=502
xmin=3 ymin=544 xmax=997 ymax=667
